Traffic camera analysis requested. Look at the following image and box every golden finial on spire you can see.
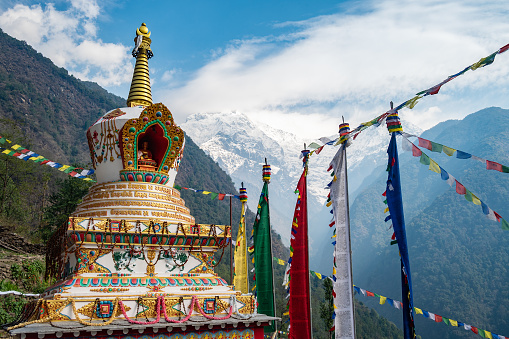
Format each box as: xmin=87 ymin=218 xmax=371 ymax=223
xmin=126 ymin=23 xmax=153 ymax=107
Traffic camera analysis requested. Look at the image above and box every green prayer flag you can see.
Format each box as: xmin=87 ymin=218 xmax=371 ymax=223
xmin=502 ymin=165 xmax=509 ymax=173
xmin=63 ymin=166 xmax=75 ymax=174
xmin=209 ymin=192 xmax=219 ymax=200
xmin=307 ymin=142 xmax=321 ymax=150
xmin=478 ymin=329 xmax=486 ymax=338
xmin=501 ymin=219 xmax=509 ymax=231
xmin=465 ymin=189 xmax=473 ymax=202
xmin=253 ymin=182 xmax=275 ymax=332
xmin=443 ymin=318 xmax=450 ymax=326
xmin=174 ymin=184 xmax=182 ymax=190
xmin=0 ymin=137 xmax=6 ymax=144
xmin=420 ymin=153 xmax=430 ymax=166
xmin=431 ymin=142 xmax=443 ymax=153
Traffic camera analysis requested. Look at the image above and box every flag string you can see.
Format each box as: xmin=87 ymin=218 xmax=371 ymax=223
xmin=0 ymin=137 xmax=95 ymax=181
xmin=272 ymin=256 xmax=508 ymax=339
xmin=400 ymin=134 xmax=509 ymax=230
xmin=173 ymin=184 xmax=240 ymax=200
xmin=303 ymin=42 xmax=509 ymax=157
xmin=403 ymin=132 xmax=509 ymax=173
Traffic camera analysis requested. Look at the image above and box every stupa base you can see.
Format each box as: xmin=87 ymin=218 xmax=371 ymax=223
xmin=9 ymin=314 xmax=277 ymax=338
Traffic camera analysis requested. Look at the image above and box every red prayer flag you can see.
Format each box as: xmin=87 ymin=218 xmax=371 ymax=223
xmin=315 ymin=145 xmax=325 ymax=155
xmin=494 ymin=211 xmax=502 ymax=222
xmin=435 ymin=315 xmax=442 ymax=322
xmin=418 ymin=137 xmax=432 ymax=151
xmin=455 ymin=180 xmax=466 ymax=195
xmin=428 ymin=84 xmax=443 ymax=95
xmin=487 ymin=160 xmax=503 ymax=172
xmin=366 ymin=291 xmax=375 ymax=297
xmin=471 ymin=327 xmax=479 ymax=334
xmin=500 ymin=43 xmax=509 ymax=54
xmin=412 ymin=144 xmax=422 ymax=157
xmin=288 ymin=171 xmax=312 ymax=339
xmin=218 ymin=193 xmax=226 ymax=200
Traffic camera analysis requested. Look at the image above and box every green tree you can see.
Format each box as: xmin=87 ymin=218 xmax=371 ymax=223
xmin=41 ymin=176 xmax=92 ymax=241
xmin=320 ymin=277 xmax=334 ymax=338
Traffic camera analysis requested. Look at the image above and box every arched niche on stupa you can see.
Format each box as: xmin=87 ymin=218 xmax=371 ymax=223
xmin=119 ymin=103 xmax=185 ymax=184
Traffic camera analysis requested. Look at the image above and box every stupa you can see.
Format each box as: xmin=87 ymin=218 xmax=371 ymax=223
xmin=8 ymin=23 xmax=275 ymax=339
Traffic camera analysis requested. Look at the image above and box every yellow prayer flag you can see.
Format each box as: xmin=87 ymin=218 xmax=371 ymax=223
xmin=429 ymin=159 xmax=441 ymax=173
xmin=202 ymin=191 xmax=211 ymax=194
xmin=333 ymin=175 xmax=337 ymax=182
xmin=233 ymin=202 xmax=248 ymax=294
xmin=331 ymin=234 xmax=336 ymax=238
xmin=58 ymin=165 xmax=70 ymax=172
xmin=379 ymin=296 xmax=386 ymax=305
xmin=315 ymin=272 xmax=322 ymax=279
xmin=332 ymin=267 xmax=336 ymax=275
xmin=251 ymin=285 xmax=256 ymax=291
xmin=442 ymin=145 xmax=456 ymax=156
xmin=384 ymin=207 xmax=389 ymax=213
xmin=283 ymin=312 xmax=289 ymax=316
xmin=414 ymin=307 xmax=423 ymax=315
xmin=449 ymin=319 xmax=458 ymax=327
xmin=486 ymin=331 xmax=493 ymax=339
xmin=11 ymin=144 xmax=21 ymax=150
xmin=471 ymin=193 xmax=481 ymax=205
xmin=326 ymin=201 xmax=332 ymax=207
xmin=290 ymin=251 xmax=293 ymax=257
xmin=406 ymin=95 xmax=422 ymax=109
xmin=252 ymin=258 xmax=255 ymax=263
xmin=278 ymin=259 xmax=285 ymax=265
xmin=2 ymin=150 xmax=11 ymax=154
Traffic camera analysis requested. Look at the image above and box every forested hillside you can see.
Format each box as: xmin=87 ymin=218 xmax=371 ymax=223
xmin=0 ymin=28 xmax=404 ymax=338
xmin=351 ymin=107 xmax=509 ymax=338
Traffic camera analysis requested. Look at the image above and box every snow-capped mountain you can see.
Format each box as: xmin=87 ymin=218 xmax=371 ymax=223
xmin=181 ymin=111 xmax=422 ymax=258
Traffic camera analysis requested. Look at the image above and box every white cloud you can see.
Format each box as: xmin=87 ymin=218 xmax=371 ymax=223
xmin=161 ymin=0 xmax=509 ymax=136
xmin=161 ymin=69 xmax=178 ymax=82
xmin=0 ymin=1 xmax=132 ymax=87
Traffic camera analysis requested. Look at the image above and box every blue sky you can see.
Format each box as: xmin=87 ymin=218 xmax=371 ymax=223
xmin=1 ymin=0 xmax=509 ymax=138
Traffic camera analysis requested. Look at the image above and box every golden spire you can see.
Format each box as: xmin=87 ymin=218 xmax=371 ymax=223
xmin=126 ymin=23 xmax=153 ymax=107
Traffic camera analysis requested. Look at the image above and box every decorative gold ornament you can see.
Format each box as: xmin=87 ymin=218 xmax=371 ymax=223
xmin=90 ymin=287 xmax=130 ymax=293
xmin=120 ymin=103 xmax=185 ymax=174
xmin=75 ymin=248 xmax=111 ymax=274
xmin=77 ymin=300 xmax=128 ymax=318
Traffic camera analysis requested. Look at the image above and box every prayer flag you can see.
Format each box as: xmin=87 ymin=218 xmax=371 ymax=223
xmin=442 ymin=145 xmax=456 ymax=156
xmin=455 ymin=181 xmax=466 ymax=195
xmin=233 ymin=199 xmax=248 ymax=294
xmin=329 ymin=143 xmax=355 ymax=338
xmin=386 ymin=133 xmax=415 ymax=339
xmin=487 ymin=161 xmax=503 ymax=172
xmin=288 ymin=170 xmax=312 ymax=339
xmin=418 ymin=138 xmax=432 ymax=150
xmin=429 ymin=159 xmax=441 ymax=173
xmin=253 ymin=180 xmax=276 ymax=332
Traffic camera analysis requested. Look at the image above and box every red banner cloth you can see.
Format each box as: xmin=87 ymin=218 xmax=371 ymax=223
xmin=288 ymin=171 xmax=312 ymax=339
